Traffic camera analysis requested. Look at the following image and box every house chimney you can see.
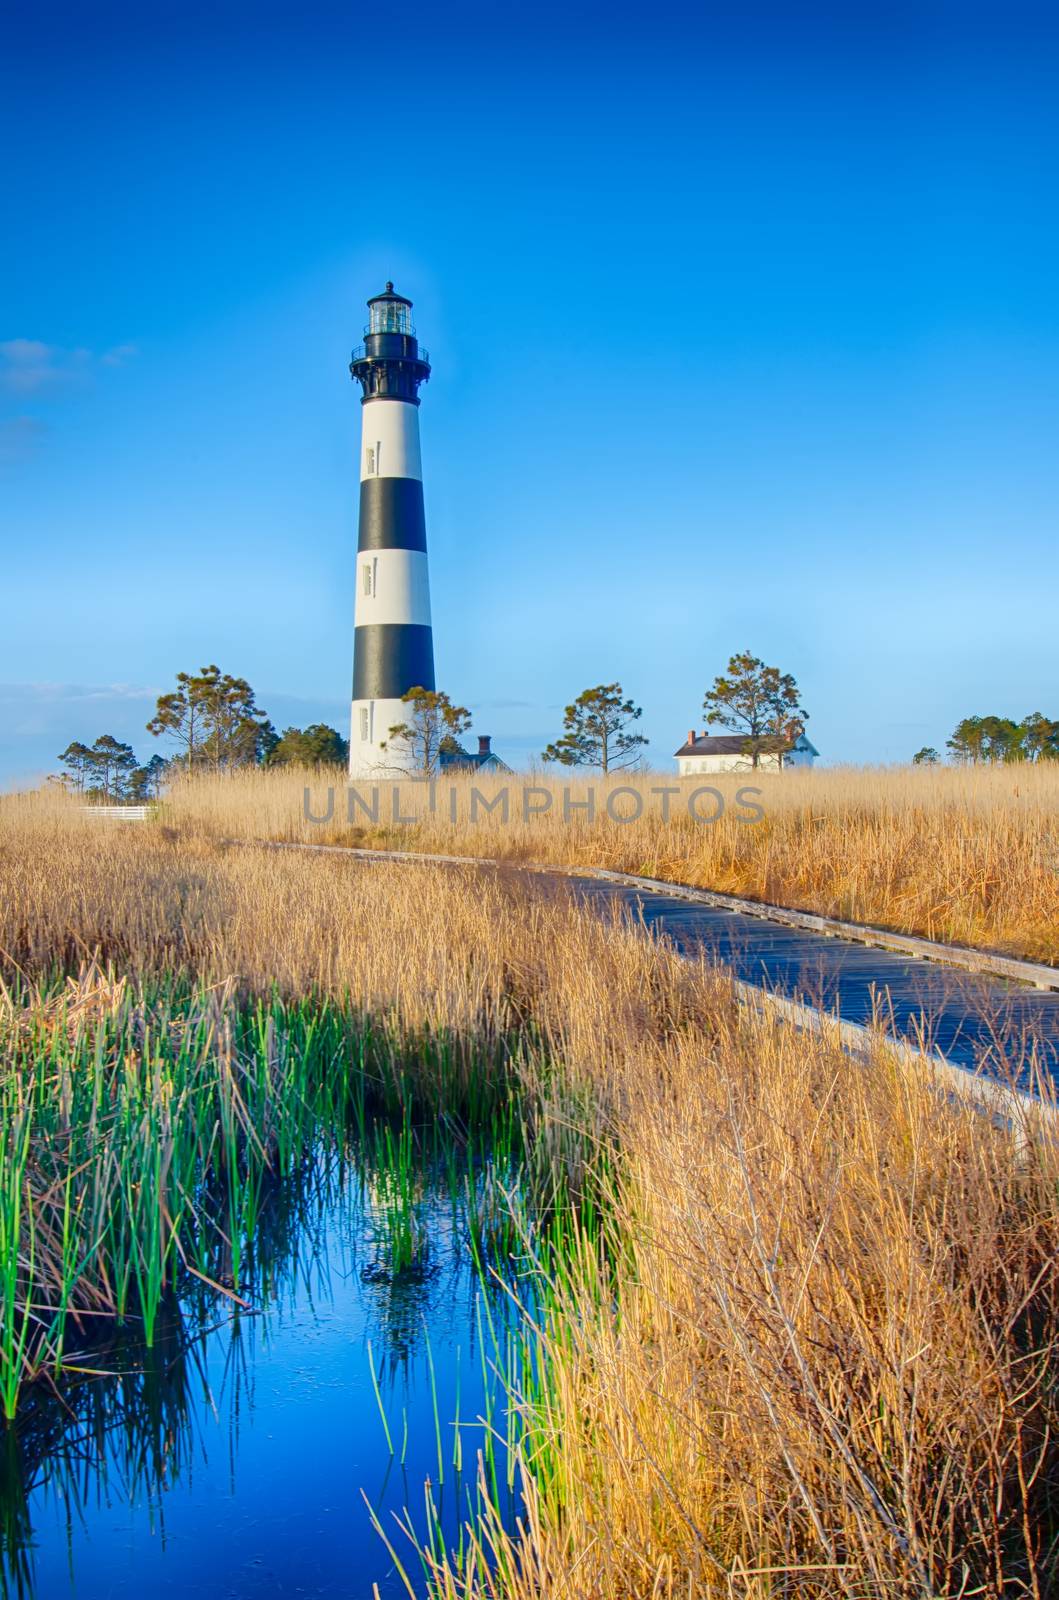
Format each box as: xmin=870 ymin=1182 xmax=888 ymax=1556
xmin=478 ymin=735 xmax=491 ymax=757
xmin=687 ymin=729 xmax=695 ymax=745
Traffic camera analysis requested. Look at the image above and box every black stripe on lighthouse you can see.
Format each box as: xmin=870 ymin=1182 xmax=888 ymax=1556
xmin=352 ymin=623 xmax=435 ymax=700
xmin=357 ymin=478 xmax=428 ymax=552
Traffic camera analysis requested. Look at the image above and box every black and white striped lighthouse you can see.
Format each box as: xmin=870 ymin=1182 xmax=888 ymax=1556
xmin=348 ymin=283 xmax=435 ymax=776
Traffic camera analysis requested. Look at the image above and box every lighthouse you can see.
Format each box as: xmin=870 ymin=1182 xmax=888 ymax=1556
xmin=348 ymin=283 xmax=435 ymax=776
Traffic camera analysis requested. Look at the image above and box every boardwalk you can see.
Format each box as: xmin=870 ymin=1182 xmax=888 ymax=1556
xmin=241 ymin=839 xmax=1059 ymax=1085
xmin=567 ymin=874 xmax=1059 ymax=1080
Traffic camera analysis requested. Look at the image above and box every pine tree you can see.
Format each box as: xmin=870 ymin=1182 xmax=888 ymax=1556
xmin=542 ymin=684 xmax=648 ymax=774
xmin=702 ymin=651 xmax=807 ymax=769
xmin=147 ymin=665 xmax=275 ymax=769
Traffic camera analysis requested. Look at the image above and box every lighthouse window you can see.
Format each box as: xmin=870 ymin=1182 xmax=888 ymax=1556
xmin=359 ymin=708 xmax=369 ymax=741
xmin=365 ymin=446 xmax=375 ymax=474
xmin=362 ymin=562 xmax=373 ymax=597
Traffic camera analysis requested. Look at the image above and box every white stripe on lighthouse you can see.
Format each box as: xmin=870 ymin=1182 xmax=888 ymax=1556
xmin=360 ymin=399 xmax=423 ymax=482
xmin=351 ymin=696 xmax=410 ymax=766
xmin=353 ymin=549 xmax=432 ymax=628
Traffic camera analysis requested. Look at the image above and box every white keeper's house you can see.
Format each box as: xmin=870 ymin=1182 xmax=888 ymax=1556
xmin=674 ymin=729 xmax=819 ymax=776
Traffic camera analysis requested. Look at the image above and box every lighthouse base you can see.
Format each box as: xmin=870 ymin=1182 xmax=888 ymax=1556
xmin=348 ymin=696 xmax=419 ymax=777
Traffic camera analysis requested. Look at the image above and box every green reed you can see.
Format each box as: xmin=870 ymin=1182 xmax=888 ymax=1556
xmin=363 ymin=1108 xmax=427 ymax=1276
xmin=0 ymin=965 xmax=531 ymax=1418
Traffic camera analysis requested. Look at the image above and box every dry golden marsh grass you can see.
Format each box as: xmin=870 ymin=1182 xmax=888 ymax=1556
xmin=3 ymin=797 xmax=1059 ymax=1595
xmin=161 ymin=761 xmax=1059 ymax=963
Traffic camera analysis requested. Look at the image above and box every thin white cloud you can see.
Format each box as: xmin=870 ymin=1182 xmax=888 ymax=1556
xmin=1 ymin=339 xmax=52 ymax=364
xmin=0 ymin=682 xmax=161 ymax=705
xmin=0 ymin=338 xmax=136 ymax=393
xmin=0 ymin=340 xmax=59 ymax=393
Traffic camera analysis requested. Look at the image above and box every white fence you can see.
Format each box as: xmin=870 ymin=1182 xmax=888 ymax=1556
xmin=81 ymin=806 xmax=150 ymax=822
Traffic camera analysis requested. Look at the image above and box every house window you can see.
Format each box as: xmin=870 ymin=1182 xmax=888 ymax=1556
xmin=359 ymin=708 xmax=369 ymax=741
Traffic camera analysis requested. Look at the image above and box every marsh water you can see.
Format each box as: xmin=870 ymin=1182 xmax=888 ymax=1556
xmin=1 ymin=1140 xmax=531 ymax=1599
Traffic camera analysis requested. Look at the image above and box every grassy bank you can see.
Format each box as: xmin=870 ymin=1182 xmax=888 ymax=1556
xmin=153 ymin=762 xmax=1059 ymax=963
xmin=2 ymin=800 xmax=1059 ymax=1593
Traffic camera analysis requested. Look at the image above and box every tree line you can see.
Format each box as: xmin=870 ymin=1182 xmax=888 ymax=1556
xmin=51 ymin=659 xmax=1059 ymax=791
xmin=913 ymin=712 xmax=1059 ymax=767
xmin=55 ymin=651 xmax=812 ymax=794
xmin=55 ymin=664 xmax=349 ymax=801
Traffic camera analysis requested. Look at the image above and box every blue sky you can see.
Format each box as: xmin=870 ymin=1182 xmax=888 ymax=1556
xmin=3 ymin=1 xmax=1058 ymax=782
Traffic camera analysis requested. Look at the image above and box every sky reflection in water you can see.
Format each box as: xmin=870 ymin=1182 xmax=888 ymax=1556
xmin=2 ymin=1145 xmax=529 ymax=1598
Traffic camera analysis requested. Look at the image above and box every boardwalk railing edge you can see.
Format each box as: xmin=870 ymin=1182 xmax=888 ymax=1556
xmin=233 ymin=837 xmax=1059 ymax=990
xmin=229 ymin=836 xmax=1057 ymax=1132
xmin=731 ymin=978 xmax=1054 ymax=1136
